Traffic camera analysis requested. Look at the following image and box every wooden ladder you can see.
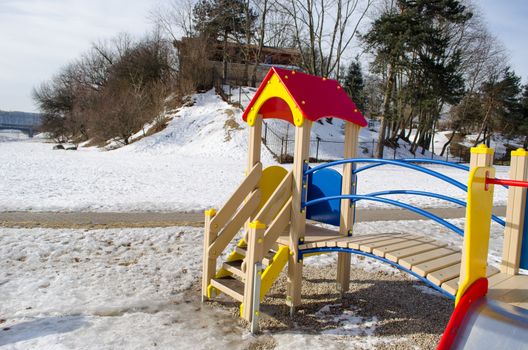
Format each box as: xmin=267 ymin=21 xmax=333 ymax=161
xmin=202 ymin=166 xmax=293 ymax=324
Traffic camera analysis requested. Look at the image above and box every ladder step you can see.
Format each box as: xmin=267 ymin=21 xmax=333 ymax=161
xmin=210 ymin=277 xmax=245 ymax=302
xmin=234 ymin=245 xmax=275 ymax=265
xmin=222 ymin=260 xmax=245 ymax=279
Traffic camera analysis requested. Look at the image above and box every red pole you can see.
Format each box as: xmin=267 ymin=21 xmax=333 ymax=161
xmin=486 ymin=177 xmax=528 ymax=188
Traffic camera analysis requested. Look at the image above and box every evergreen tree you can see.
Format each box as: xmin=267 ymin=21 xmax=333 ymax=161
xmin=475 ymin=68 xmax=522 ymax=145
xmin=343 ymin=59 xmax=365 ymax=113
xmin=362 ymin=0 xmax=471 ymax=157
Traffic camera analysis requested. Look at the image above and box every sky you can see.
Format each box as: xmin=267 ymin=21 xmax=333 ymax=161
xmin=0 ymin=0 xmax=527 ymax=113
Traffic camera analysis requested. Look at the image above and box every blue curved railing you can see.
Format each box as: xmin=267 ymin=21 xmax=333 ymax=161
xmin=364 ymin=190 xmax=505 ymax=227
xmin=299 ymin=247 xmax=455 ymax=299
xmin=304 ymin=194 xmax=464 ymax=236
xmin=305 ymin=158 xmax=468 ymax=192
xmin=354 ymin=158 xmax=470 ymax=175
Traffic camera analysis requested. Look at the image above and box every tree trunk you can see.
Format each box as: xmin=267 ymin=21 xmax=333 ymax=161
xmin=222 ymin=31 xmax=228 ymax=82
xmin=440 ymin=129 xmax=457 ymax=157
xmin=376 ymin=64 xmax=395 ymax=158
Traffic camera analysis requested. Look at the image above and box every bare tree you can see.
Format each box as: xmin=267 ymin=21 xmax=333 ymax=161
xmin=150 ymin=0 xmax=196 ymax=41
xmin=276 ymin=0 xmax=373 ymax=77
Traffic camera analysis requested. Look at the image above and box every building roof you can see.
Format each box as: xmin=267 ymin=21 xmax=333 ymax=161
xmin=242 ymin=67 xmax=367 ymax=127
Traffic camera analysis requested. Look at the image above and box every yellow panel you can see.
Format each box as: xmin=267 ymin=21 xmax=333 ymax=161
xmin=456 ymin=166 xmax=495 ymax=305
xmin=246 ymin=73 xmax=305 ymax=126
xmin=260 ymin=245 xmax=289 ymax=300
xmin=258 ymin=166 xmax=288 ymax=212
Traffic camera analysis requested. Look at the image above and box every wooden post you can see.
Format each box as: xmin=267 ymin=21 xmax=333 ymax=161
xmin=242 ymin=221 xmax=266 ymax=321
xmin=337 ymin=122 xmax=360 ymax=294
xmin=501 ymin=149 xmax=528 ymax=275
xmin=287 ymin=120 xmax=312 ymax=313
xmin=248 ymin=115 xmax=262 ymax=170
xmin=469 ymin=143 xmax=494 ymax=168
xmin=202 ymin=209 xmax=217 ymax=301
xmin=245 ymin=114 xmax=262 ymax=233
xmin=242 ymin=115 xmax=264 ymax=320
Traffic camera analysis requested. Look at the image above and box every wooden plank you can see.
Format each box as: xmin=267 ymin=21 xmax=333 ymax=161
xmin=208 ymin=189 xmax=261 ymax=259
xmin=359 ymin=235 xmax=415 ymax=253
xmin=487 ymin=266 xmax=500 ymax=278
xmin=372 ymin=237 xmax=434 ymax=257
xmin=488 ymin=274 xmax=528 ymax=301
xmin=254 ymin=171 xmax=292 ymax=226
xmin=303 ymin=224 xmax=342 ymax=243
xmin=210 ymin=162 xmax=262 ymax=231
xmin=511 ymin=301 xmax=528 ymax=310
xmin=488 ymin=272 xmax=513 ymax=287
xmin=385 ymin=241 xmax=446 ymax=262
xmin=334 ymin=234 xmax=395 ymax=248
xmin=222 ymin=260 xmax=244 ymax=279
xmin=427 ymin=263 xmax=461 ymax=286
xmin=444 ymin=265 xmax=498 ymax=294
xmin=346 ymin=234 xmax=402 ymax=249
xmin=399 ymin=247 xmax=456 ymax=269
xmin=441 ymin=277 xmax=459 ymax=296
xmin=412 ymin=253 xmax=462 ymax=277
xmin=262 ymin=197 xmax=292 ymax=253
xmin=211 ymin=277 xmax=244 ymax=302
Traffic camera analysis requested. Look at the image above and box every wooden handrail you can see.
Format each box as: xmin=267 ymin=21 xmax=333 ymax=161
xmin=262 ymin=197 xmax=292 ymax=254
xmin=254 ymin=170 xmax=292 ymax=225
xmin=210 ymin=162 xmax=262 ymax=232
xmin=209 ymin=189 xmax=261 ymax=259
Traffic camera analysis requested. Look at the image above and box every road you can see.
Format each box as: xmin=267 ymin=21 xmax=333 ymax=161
xmin=0 ymin=206 xmax=506 ymax=229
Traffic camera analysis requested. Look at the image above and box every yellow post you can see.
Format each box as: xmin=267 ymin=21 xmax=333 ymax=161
xmin=337 ymin=122 xmax=360 ymax=293
xmin=469 ymin=143 xmax=494 ymax=168
xmin=501 ymin=148 xmax=528 ymax=274
xmin=287 ymin=120 xmax=312 ymax=312
xmin=456 ymin=165 xmax=495 ymax=305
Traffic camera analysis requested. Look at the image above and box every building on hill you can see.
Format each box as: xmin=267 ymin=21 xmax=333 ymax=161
xmin=175 ymin=37 xmax=302 ymax=87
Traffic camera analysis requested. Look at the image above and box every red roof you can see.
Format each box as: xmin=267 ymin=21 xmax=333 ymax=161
xmin=242 ymin=67 xmax=367 ymax=127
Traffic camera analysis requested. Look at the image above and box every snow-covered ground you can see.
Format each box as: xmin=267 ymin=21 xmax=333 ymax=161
xmin=0 ymin=219 xmax=505 ymax=349
xmin=0 ymin=90 xmax=509 ymax=212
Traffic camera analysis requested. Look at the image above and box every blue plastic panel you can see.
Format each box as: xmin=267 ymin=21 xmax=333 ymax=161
xmin=306 ymin=168 xmax=342 ymax=226
xmin=520 ymin=194 xmax=528 ymax=269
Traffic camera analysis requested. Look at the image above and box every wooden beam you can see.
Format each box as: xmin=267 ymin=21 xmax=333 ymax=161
xmin=254 ymin=171 xmax=292 ymax=225
xmin=337 ymin=122 xmax=360 ymax=293
xmin=287 ymin=121 xmax=312 ymax=310
xmin=501 ymin=149 xmax=528 ymax=274
xmin=209 ymin=189 xmax=261 ymax=259
xmin=262 ymin=197 xmax=292 ymax=253
xmin=202 ymin=209 xmax=217 ymax=301
xmin=242 ymin=221 xmax=266 ymax=321
xmin=210 ymin=162 xmax=262 ymax=232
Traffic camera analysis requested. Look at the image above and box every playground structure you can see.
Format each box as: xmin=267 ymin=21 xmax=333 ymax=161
xmin=201 ymin=67 xmax=528 ymax=342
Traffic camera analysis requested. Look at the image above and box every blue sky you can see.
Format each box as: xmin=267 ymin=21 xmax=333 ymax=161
xmin=0 ymin=0 xmax=527 ymax=112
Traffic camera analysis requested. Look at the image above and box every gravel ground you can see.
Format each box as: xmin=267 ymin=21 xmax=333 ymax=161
xmin=208 ymin=262 xmax=453 ymax=350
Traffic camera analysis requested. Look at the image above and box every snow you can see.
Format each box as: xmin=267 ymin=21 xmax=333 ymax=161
xmin=1 ymin=216 xmax=507 ymax=349
xmin=0 ymin=226 xmax=251 ymax=349
xmin=0 ymin=218 xmax=469 ymax=349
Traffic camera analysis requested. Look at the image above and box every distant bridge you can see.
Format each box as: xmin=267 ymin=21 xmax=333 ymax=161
xmin=0 ymin=112 xmax=41 ymax=138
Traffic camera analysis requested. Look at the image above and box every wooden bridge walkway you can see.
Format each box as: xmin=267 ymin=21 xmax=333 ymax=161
xmin=278 ymin=224 xmax=528 ymax=309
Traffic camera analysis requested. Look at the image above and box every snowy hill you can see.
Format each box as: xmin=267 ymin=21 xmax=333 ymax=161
xmin=124 ymin=90 xmax=275 ymax=163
